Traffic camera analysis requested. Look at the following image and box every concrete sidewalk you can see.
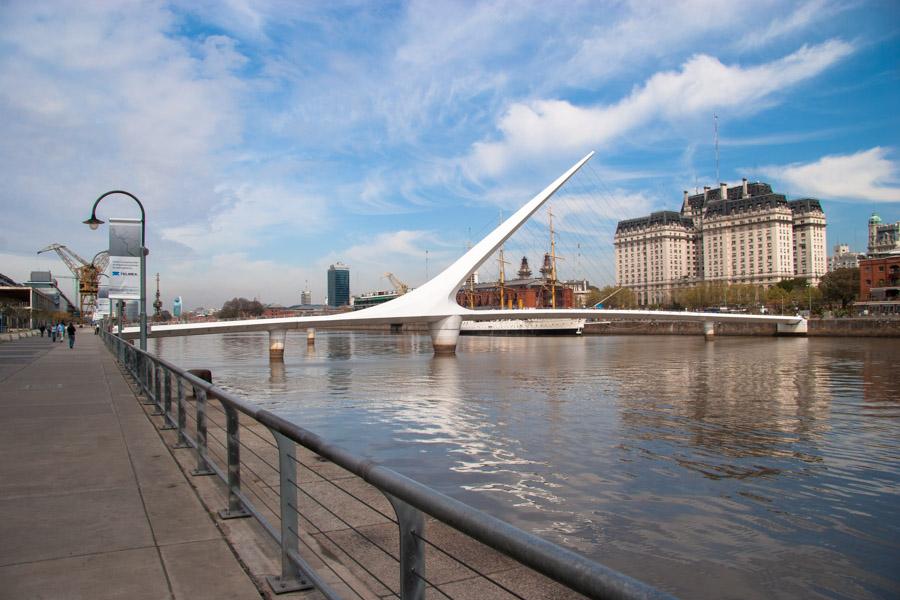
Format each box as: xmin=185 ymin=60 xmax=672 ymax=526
xmin=0 ymin=331 xmax=263 ymax=599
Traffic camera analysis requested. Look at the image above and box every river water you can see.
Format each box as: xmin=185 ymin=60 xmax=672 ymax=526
xmin=150 ymin=332 xmax=900 ymax=599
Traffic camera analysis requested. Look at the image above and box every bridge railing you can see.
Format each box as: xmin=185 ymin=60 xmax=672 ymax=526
xmin=101 ymin=330 xmax=675 ymax=600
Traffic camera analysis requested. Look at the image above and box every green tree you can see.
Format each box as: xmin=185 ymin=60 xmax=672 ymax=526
xmin=819 ymin=267 xmax=859 ymax=309
xmin=219 ymin=297 xmax=265 ymax=319
xmin=775 ymin=277 xmax=809 ymax=292
xmin=766 ymin=286 xmax=790 ymax=314
xmin=587 ymin=286 xmax=636 ymax=308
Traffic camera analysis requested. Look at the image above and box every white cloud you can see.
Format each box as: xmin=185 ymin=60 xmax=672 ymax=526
xmin=562 ymin=0 xmax=748 ymax=84
xmin=0 ymin=1 xmax=249 ymax=240
xmin=163 ymin=252 xmax=321 ymax=309
xmin=0 ymin=252 xmax=66 ymax=285
xmin=160 ymin=183 xmax=329 ymax=254
xmin=467 ymin=39 xmax=854 ymax=178
xmin=735 ymin=0 xmax=844 ymax=51
xmin=757 ymin=147 xmax=900 ymax=203
xmin=321 ymin=230 xmax=444 ymax=291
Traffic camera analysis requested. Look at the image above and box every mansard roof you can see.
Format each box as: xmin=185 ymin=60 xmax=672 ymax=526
xmin=616 ymin=210 xmax=694 ymax=234
xmin=687 ymin=182 xmax=773 ymax=211
xmin=615 ymin=181 xmax=824 ymax=231
xmin=788 ymin=198 xmax=824 ymax=214
xmin=704 ymin=193 xmax=788 ymax=218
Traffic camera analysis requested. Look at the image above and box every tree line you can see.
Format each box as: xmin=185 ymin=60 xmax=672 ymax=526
xmin=585 ymin=268 xmax=859 ymax=315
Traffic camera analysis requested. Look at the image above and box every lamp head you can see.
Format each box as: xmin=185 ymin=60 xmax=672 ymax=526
xmin=83 ymin=215 xmax=104 ymax=230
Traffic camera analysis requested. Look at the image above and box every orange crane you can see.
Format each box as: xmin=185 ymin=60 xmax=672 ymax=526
xmin=37 ymin=244 xmax=109 ymax=320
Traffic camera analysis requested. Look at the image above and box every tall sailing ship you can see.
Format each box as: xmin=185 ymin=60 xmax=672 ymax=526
xmin=459 ymin=207 xmax=587 ymax=336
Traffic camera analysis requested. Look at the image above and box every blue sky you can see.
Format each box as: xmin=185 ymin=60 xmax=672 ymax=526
xmin=1 ymin=0 xmax=898 ymax=309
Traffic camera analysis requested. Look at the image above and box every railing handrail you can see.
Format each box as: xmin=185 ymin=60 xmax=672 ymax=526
xmin=102 ymin=330 xmax=675 ymax=600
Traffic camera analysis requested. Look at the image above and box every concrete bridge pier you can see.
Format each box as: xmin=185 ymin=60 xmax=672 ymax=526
xmin=777 ymin=319 xmax=808 ymax=336
xmin=429 ymin=315 xmax=462 ymax=355
xmin=704 ymin=321 xmax=715 ymax=341
xmin=269 ymin=329 xmax=287 ymax=361
xmin=306 ymin=327 xmax=316 ymax=345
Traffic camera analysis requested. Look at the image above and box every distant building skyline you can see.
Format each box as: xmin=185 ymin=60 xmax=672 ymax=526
xmin=829 ymin=244 xmax=863 ymax=272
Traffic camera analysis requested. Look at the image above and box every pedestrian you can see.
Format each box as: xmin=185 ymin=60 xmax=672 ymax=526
xmin=66 ymin=322 xmax=76 ymax=349
xmin=50 ymin=323 xmax=57 ymax=342
xmin=39 ymin=323 xmax=46 ymax=337
xmin=57 ymin=322 xmax=65 ymax=343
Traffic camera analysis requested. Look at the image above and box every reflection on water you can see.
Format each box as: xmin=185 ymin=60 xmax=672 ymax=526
xmin=150 ymin=332 xmax=900 ymax=599
xmin=269 ymin=360 xmax=286 ymax=386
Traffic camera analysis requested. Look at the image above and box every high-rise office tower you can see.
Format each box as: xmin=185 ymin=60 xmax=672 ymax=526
xmin=327 ymin=263 xmax=350 ymax=307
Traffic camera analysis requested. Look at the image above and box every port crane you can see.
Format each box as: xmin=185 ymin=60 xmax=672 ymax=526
xmin=37 ymin=244 xmax=109 ymax=320
xmin=383 ymin=272 xmax=409 ymax=295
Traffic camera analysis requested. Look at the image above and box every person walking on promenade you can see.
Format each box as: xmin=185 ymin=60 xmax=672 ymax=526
xmin=39 ymin=323 xmax=46 ymax=337
xmin=57 ymin=322 xmax=65 ymax=343
xmin=66 ymin=322 xmax=76 ymax=349
xmin=50 ymin=323 xmax=57 ymax=342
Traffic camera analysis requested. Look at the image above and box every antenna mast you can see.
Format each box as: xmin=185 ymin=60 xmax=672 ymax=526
xmin=714 ymin=114 xmax=720 ymax=184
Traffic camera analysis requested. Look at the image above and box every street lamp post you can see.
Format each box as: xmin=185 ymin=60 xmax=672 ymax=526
xmin=83 ymin=191 xmax=148 ymax=351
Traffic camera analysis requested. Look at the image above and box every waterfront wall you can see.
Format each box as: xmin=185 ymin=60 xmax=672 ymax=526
xmin=584 ymin=319 xmax=900 ymax=337
xmin=325 ymin=319 xmax=899 ymax=337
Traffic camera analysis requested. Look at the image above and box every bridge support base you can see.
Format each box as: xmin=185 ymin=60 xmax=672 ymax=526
xmin=429 ymin=316 xmax=461 ymax=355
xmin=777 ymin=319 xmax=808 ymax=336
xmin=269 ymin=330 xmax=286 ymax=361
xmin=703 ymin=321 xmax=715 ymax=341
xmin=306 ymin=327 xmax=316 ymax=345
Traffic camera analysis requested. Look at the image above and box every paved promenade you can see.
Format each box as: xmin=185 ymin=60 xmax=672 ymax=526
xmin=0 ymin=331 xmax=263 ymax=599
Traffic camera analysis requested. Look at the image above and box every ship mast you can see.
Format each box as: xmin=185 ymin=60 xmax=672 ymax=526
xmin=466 ymin=233 xmax=475 ymax=309
xmin=497 ymin=211 xmax=507 ymax=309
xmin=549 ymin=206 xmax=558 ymax=309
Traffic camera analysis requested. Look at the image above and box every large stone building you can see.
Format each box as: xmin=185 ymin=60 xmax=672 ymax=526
xmin=615 ymin=180 xmax=827 ymax=306
xmin=868 ymin=213 xmax=900 ymax=255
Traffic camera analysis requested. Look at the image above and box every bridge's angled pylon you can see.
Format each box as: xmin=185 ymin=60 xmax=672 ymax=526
xmin=349 ymin=152 xmax=597 ymax=350
xmin=126 ymin=151 xmax=807 ymax=356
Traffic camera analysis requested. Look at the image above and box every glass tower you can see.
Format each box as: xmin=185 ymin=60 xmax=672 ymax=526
xmin=327 ymin=263 xmax=350 ymax=307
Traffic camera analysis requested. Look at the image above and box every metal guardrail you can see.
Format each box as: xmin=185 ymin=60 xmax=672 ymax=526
xmin=101 ymin=330 xmax=675 ymax=600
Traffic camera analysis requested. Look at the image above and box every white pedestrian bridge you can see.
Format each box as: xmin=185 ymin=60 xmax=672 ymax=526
xmin=124 ymin=152 xmax=806 ymax=356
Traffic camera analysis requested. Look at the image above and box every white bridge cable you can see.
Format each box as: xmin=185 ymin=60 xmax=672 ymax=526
xmin=474 ymin=162 xmax=625 ymax=298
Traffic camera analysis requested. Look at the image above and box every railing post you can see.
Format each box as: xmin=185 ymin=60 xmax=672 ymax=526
xmin=218 ymin=403 xmax=251 ymax=520
xmin=385 ymin=494 xmax=426 ymax=600
xmin=160 ymin=369 xmax=176 ymax=430
xmin=139 ymin=354 xmax=153 ymax=405
xmin=173 ymin=377 xmax=190 ymax=449
xmin=151 ymin=361 xmax=164 ymax=415
xmin=267 ymin=431 xmax=313 ymax=594
xmin=191 ymin=389 xmax=215 ymax=476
